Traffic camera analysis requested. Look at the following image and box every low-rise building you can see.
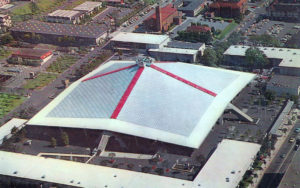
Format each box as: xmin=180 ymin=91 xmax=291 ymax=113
xmin=10 ymin=20 xmax=108 ymax=46
xmin=0 ymin=14 xmax=11 ymax=32
xmin=73 ymin=1 xmax=102 ymax=15
xmin=149 ymin=47 xmax=198 ymax=63
xmin=267 ymin=0 xmax=300 ymax=22
xmin=210 ymin=0 xmax=247 ymax=18
xmin=46 ymin=10 xmax=84 ymax=24
xmin=224 ymin=45 xmax=300 ymax=77
xmin=110 ymin=32 xmax=170 ymax=51
xmin=8 ymin=48 xmax=53 ymax=66
xmin=143 ymin=4 xmax=182 ymax=32
xmin=266 ymin=75 xmax=300 ymax=96
xmin=178 ymin=0 xmax=206 ymax=17
xmin=166 ymin=40 xmax=206 ymax=55
xmin=101 ymin=0 xmax=124 ymax=5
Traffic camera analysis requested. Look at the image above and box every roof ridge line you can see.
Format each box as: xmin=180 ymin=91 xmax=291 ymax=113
xmin=82 ymin=64 xmax=137 ymax=82
xmin=110 ymin=67 xmax=144 ymax=119
xmin=150 ymin=64 xmax=217 ymax=97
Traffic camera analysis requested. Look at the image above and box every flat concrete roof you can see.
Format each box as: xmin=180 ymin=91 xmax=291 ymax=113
xmin=149 ymin=47 xmax=198 ymax=55
xmin=48 ymin=9 xmax=82 ymax=18
xmin=111 ymin=32 xmax=170 ymax=45
xmin=224 ymin=45 xmax=300 ymax=68
xmin=73 ymin=1 xmax=102 ymax=12
xmin=0 ymin=139 xmax=260 ymax=188
xmin=195 ymin=139 xmax=261 ymax=188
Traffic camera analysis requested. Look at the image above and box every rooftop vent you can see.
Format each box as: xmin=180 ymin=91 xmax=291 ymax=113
xmin=136 ymin=57 xmax=152 ymax=67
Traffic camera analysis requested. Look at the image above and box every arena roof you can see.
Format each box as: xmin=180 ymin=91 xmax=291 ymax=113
xmin=27 ymin=61 xmax=254 ymax=148
xmin=0 ymin=140 xmax=260 ymax=188
xmin=111 ymin=32 xmax=170 ymax=45
xmin=224 ymin=45 xmax=300 ymax=68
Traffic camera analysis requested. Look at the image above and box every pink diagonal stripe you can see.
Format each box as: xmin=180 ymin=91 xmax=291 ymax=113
xmin=82 ymin=64 xmax=136 ymax=82
xmin=150 ymin=64 xmax=217 ymax=97
xmin=111 ymin=67 xmax=144 ymax=119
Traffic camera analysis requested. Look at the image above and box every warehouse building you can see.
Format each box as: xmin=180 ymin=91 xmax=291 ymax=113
xmin=110 ymin=32 xmax=170 ymax=51
xmin=224 ymin=45 xmax=300 ymax=76
xmin=10 ymin=20 xmax=107 ymax=46
xmin=143 ymin=4 xmax=182 ymax=32
xmin=73 ymin=1 xmax=102 ymax=15
xmin=46 ymin=10 xmax=84 ymax=24
xmin=7 ymin=48 xmax=53 ymax=66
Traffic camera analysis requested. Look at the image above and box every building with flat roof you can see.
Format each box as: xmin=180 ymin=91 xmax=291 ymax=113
xmin=178 ymin=0 xmax=206 ymax=17
xmin=101 ymin=0 xmax=124 ymax=4
xmin=267 ymin=75 xmax=300 ymax=96
xmin=143 ymin=4 xmax=182 ymax=32
xmin=210 ymin=0 xmax=247 ymax=18
xmin=46 ymin=10 xmax=84 ymax=24
xmin=224 ymin=45 xmax=300 ymax=76
xmin=110 ymin=32 xmax=170 ymax=50
xmin=187 ymin=25 xmax=211 ymax=33
xmin=10 ymin=20 xmax=107 ymax=46
xmin=267 ymin=0 xmax=300 ymax=22
xmin=0 ymin=139 xmax=260 ymax=188
xmin=73 ymin=1 xmax=102 ymax=15
xmin=27 ymin=60 xmax=254 ymax=148
xmin=149 ymin=47 xmax=199 ymax=63
xmin=8 ymin=48 xmax=53 ymax=66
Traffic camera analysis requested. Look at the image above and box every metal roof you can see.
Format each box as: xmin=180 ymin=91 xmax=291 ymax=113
xmin=48 ymin=9 xmax=82 ymax=18
xmin=149 ymin=47 xmax=198 ymax=55
xmin=10 ymin=20 xmax=107 ymax=39
xmin=111 ymin=32 xmax=170 ymax=45
xmin=27 ymin=60 xmax=255 ymax=148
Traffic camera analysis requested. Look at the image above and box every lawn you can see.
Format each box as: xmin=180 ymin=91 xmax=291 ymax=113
xmin=0 ymin=93 xmax=25 ymax=119
xmin=47 ymin=55 xmax=78 ymax=73
xmin=23 ymin=73 xmax=57 ymax=90
xmin=0 ymin=48 xmax=11 ymax=60
xmin=215 ymin=22 xmax=238 ymax=40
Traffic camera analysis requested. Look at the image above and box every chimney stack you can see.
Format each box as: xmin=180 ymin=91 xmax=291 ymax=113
xmin=155 ymin=5 xmax=162 ymax=32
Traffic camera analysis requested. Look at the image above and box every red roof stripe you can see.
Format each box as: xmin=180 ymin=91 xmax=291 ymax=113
xmin=150 ymin=64 xmax=217 ymax=97
xmin=82 ymin=64 xmax=136 ymax=82
xmin=111 ymin=67 xmax=144 ymax=119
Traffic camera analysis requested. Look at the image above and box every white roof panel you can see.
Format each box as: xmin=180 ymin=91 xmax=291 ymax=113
xmin=149 ymin=47 xmax=198 ymax=55
xmin=0 ymin=118 xmax=27 ymax=144
xmin=111 ymin=32 xmax=170 ymax=45
xmin=27 ymin=61 xmax=255 ymax=148
xmin=73 ymin=1 xmax=102 ymax=12
xmin=194 ymin=139 xmax=261 ymax=188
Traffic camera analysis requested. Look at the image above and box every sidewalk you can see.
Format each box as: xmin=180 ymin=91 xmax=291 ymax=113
xmin=249 ymin=115 xmax=297 ymax=188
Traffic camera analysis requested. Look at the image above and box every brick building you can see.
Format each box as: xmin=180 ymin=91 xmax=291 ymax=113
xmin=144 ymin=4 xmax=182 ymax=32
xmin=187 ymin=25 xmax=211 ymax=33
xmin=8 ymin=48 xmax=53 ymax=66
xmin=267 ymin=0 xmax=300 ymax=22
xmin=210 ymin=0 xmax=247 ymax=18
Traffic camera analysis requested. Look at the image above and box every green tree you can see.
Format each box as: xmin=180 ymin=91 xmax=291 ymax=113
xmin=51 ymin=137 xmax=57 ymax=147
xmin=245 ymin=47 xmax=269 ymax=69
xmin=265 ymin=90 xmax=276 ymax=101
xmin=249 ymin=34 xmax=281 ymax=47
xmin=29 ymin=2 xmax=39 ymax=14
xmin=201 ymin=48 xmax=218 ymax=66
xmin=61 ymin=132 xmax=69 ymax=146
xmin=0 ymin=34 xmax=14 ymax=45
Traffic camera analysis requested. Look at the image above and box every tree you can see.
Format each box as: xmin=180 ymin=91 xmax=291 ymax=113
xmin=61 ymin=132 xmax=69 ymax=146
xmin=0 ymin=34 xmax=14 ymax=45
xmin=211 ymin=27 xmax=216 ymax=35
xmin=265 ymin=90 xmax=276 ymax=101
xmin=11 ymin=127 xmax=18 ymax=135
xmin=227 ymin=32 xmax=243 ymax=45
xmin=201 ymin=48 xmax=218 ymax=66
xmin=249 ymin=34 xmax=281 ymax=47
xmin=51 ymin=137 xmax=57 ymax=147
xmin=29 ymin=2 xmax=39 ymax=14
xmin=245 ymin=47 xmax=270 ymax=69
